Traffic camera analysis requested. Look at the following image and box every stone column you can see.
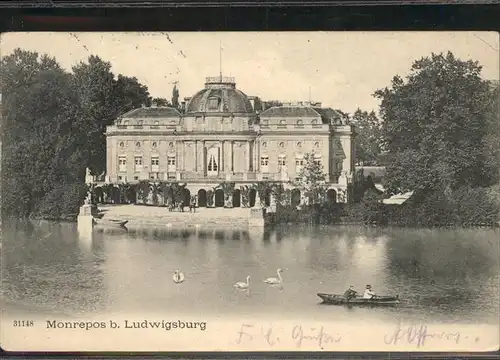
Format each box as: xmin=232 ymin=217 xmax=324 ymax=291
xmin=229 ymin=141 xmax=234 ymax=172
xmin=245 ymin=141 xmax=250 ymax=172
xmin=194 ymin=140 xmax=198 ymax=172
xmin=220 ymin=140 xmax=224 ymax=173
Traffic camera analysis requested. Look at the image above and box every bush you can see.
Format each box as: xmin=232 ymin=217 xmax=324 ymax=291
xmin=388 ymin=186 xmax=499 ymax=227
xmin=32 ymin=182 xmax=86 ymax=220
xmin=346 ymin=189 xmax=388 ymax=225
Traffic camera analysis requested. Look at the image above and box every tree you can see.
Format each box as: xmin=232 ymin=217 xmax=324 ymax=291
xmin=350 ymin=109 xmax=383 ymax=166
xmin=374 ymin=51 xmax=493 ymax=196
xmin=72 ymin=56 xmax=150 ymax=175
xmin=1 ymin=49 xmax=87 ymax=219
xmin=482 ymin=82 xmax=500 ymax=186
xmin=294 ymin=153 xmax=327 ymax=205
xmin=171 ymin=85 xmax=179 ymax=109
xmin=151 ymin=97 xmax=171 ymax=107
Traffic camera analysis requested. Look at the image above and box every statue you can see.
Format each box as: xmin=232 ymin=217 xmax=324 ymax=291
xmin=253 ymin=190 xmax=262 ymax=208
xmin=84 ymin=189 xmax=92 ymax=205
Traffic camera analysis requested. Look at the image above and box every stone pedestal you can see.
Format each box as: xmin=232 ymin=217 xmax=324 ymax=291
xmin=77 ymin=204 xmax=96 ymax=242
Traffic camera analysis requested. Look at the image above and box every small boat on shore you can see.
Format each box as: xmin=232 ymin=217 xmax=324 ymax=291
xmin=93 ymin=218 xmax=128 ymax=228
xmin=317 ymin=293 xmax=400 ymax=306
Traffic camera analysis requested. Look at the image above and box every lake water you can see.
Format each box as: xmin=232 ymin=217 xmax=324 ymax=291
xmin=1 ymin=221 xmax=499 ymax=326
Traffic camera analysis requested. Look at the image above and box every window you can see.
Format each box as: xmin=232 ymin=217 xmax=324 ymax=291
xmin=207 ymin=97 xmax=220 ymax=111
xmin=314 ymin=141 xmax=320 ymax=148
xmin=311 ymin=119 xmax=321 ymax=127
xmin=278 ymin=120 xmax=287 ymax=128
xmin=279 ymin=142 xmax=285 ymax=148
xmin=207 ymin=155 xmax=218 ymax=172
xmin=150 ymin=173 xmax=159 ymax=180
xmin=278 ymin=155 xmax=286 ymax=171
xmin=154 ymin=120 xmax=159 ymax=126
xmin=262 ymin=142 xmax=267 ymax=148
xmin=151 ymin=156 xmax=160 ymax=172
xmin=118 ymin=156 xmax=127 ymax=172
xmin=152 ymin=141 xmax=158 ymax=148
xmin=134 ymin=120 xmax=143 ymax=129
xmin=134 ymin=156 xmax=143 ymax=171
xmin=119 ymin=142 xmax=125 ymax=148
xmin=261 ymin=119 xmax=269 ymax=128
xmin=297 ymin=142 xmax=302 ymax=148
xmin=296 ymin=157 xmax=304 ymax=173
xmin=134 ymin=176 xmax=139 ymax=181
xmin=296 ymin=119 xmax=304 ymax=127
xmin=123 ymin=120 xmax=129 ymax=125
xmin=167 ymin=156 xmax=176 ymax=172
xmin=260 ymin=155 xmax=269 ymax=173
xmin=314 ymin=158 xmax=322 ymax=166
xmin=136 ymin=142 xmax=141 ymax=148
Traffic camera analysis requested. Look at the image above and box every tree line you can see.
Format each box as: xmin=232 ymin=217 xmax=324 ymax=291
xmin=0 ymin=49 xmax=174 ymax=220
xmin=1 ymin=49 xmax=499 ymax=226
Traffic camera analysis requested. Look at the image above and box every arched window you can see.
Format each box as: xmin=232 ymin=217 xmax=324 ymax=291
xmin=296 ymin=119 xmax=304 ymax=127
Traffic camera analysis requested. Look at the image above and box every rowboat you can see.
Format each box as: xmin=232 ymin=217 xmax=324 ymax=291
xmin=93 ymin=218 xmax=128 ymax=228
xmin=317 ymin=293 xmax=400 ymax=306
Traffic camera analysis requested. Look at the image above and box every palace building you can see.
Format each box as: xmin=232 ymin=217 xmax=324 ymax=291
xmin=104 ymin=75 xmax=355 ymax=206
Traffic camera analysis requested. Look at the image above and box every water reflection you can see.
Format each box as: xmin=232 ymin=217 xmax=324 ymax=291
xmin=1 ymin=221 xmax=498 ymax=324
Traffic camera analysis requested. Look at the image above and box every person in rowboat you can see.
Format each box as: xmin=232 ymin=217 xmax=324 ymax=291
xmin=363 ymin=285 xmax=376 ymax=299
xmin=343 ymin=286 xmax=357 ymax=301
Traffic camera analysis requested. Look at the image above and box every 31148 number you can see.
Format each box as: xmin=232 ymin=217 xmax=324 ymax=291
xmin=13 ymin=320 xmax=34 ymax=327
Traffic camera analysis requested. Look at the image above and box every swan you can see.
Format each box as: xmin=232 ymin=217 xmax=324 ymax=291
xmin=234 ymin=276 xmax=251 ymax=290
xmin=264 ymin=268 xmax=284 ymax=285
xmin=172 ymin=270 xmax=185 ymax=284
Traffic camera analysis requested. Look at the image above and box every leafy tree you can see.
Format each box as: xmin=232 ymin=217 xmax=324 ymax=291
xmin=1 ymin=49 xmax=87 ymax=219
xmin=374 ymin=51 xmax=493 ymax=195
xmin=350 ymin=109 xmax=383 ymax=166
xmin=294 ymin=153 xmax=327 ymax=205
xmin=151 ymin=97 xmax=171 ymax=107
xmin=72 ymin=56 xmax=150 ymax=176
xmin=113 ymin=74 xmax=151 ymax=113
xmin=482 ymin=82 xmax=500 ymax=186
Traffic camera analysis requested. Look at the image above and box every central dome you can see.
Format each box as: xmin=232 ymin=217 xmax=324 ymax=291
xmin=185 ymin=76 xmax=254 ymax=114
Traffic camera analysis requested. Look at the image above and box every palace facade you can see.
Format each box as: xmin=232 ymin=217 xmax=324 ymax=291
xmin=104 ymin=76 xmax=355 ymax=206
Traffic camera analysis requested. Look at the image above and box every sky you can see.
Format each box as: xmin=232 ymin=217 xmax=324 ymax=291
xmin=1 ymin=32 xmax=498 ymax=113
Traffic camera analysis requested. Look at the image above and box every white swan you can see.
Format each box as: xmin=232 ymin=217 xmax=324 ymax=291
xmin=172 ymin=270 xmax=185 ymax=284
xmin=234 ymin=276 xmax=251 ymax=290
xmin=264 ymin=268 xmax=284 ymax=285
